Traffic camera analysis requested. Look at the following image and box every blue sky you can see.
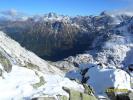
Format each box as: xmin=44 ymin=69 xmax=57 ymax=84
xmin=0 ymin=0 xmax=132 ymax=16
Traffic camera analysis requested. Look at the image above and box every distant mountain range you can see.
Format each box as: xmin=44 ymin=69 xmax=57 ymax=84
xmin=0 ymin=11 xmax=132 ymax=62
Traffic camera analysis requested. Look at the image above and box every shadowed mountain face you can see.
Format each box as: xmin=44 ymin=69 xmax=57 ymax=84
xmin=0 ymin=12 xmax=131 ymax=61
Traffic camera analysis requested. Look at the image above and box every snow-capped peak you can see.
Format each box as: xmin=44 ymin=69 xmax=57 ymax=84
xmin=0 ymin=9 xmax=28 ymax=21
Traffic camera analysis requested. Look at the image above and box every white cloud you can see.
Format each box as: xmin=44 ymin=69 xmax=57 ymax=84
xmin=0 ymin=9 xmax=18 ymax=17
xmin=0 ymin=9 xmax=29 ymax=21
xmin=107 ymin=9 xmax=133 ymax=16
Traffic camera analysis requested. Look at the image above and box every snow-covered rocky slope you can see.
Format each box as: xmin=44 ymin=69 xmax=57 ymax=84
xmin=0 ymin=31 xmax=63 ymax=75
xmin=92 ymin=17 xmax=133 ymax=68
xmin=66 ymin=63 xmax=133 ymax=99
xmin=0 ymin=31 xmax=96 ymax=100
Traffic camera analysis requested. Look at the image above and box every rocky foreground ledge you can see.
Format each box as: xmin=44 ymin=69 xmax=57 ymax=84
xmin=66 ymin=63 xmax=133 ymax=100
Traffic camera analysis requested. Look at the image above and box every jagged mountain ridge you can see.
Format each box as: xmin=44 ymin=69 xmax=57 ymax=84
xmin=0 ymin=12 xmax=132 ymax=61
